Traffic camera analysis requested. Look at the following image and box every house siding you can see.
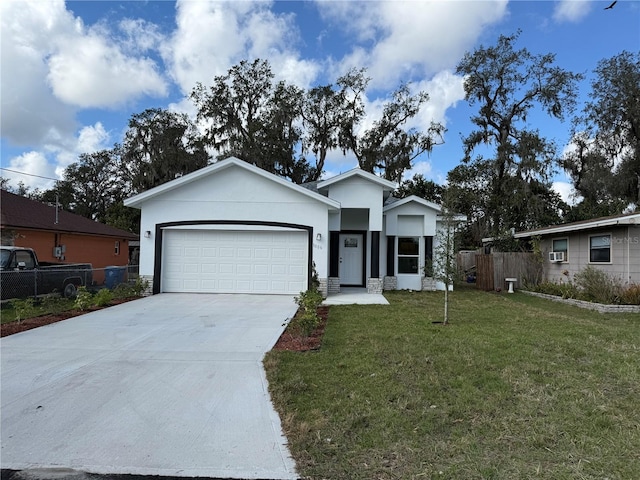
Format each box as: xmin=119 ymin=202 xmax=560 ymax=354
xmin=542 ymin=225 xmax=640 ymax=284
xmin=8 ymin=229 xmax=130 ymax=284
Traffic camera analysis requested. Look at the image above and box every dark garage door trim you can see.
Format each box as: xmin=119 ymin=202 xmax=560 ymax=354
xmin=153 ymin=220 xmax=314 ymax=295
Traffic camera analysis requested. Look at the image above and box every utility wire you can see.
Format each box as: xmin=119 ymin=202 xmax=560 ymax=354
xmin=0 ymin=167 xmax=59 ymax=182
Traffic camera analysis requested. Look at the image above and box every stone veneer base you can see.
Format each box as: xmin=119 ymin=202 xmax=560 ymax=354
xmin=522 ymin=290 xmax=640 ymax=313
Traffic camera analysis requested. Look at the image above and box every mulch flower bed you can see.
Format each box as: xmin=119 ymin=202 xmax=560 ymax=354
xmin=272 ymin=305 xmax=329 ymax=352
xmin=1 ymin=298 xmax=138 ymax=338
xmin=2 ymin=300 xmax=331 ymax=351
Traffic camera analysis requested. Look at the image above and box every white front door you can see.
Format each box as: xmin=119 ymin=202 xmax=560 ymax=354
xmin=339 ymin=233 xmax=364 ymax=285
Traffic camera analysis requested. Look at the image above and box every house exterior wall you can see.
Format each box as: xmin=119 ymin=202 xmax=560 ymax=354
xmin=137 ymin=167 xmax=330 ymax=281
xmin=323 ymin=177 xmax=384 ymax=230
xmin=7 ymin=228 xmax=130 ymax=284
xmin=382 ymin=202 xmax=444 ymax=291
xmin=541 ymin=225 xmax=640 ymax=284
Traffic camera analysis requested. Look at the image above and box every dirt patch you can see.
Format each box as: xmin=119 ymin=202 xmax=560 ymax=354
xmin=272 ymin=305 xmax=329 ymax=352
xmin=1 ymin=298 xmax=139 ymax=338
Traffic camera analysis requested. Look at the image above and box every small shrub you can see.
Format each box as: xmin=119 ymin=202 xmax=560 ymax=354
xmin=574 ymin=266 xmax=622 ymax=304
xmin=10 ymin=298 xmax=39 ymax=323
xmin=112 ymin=278 xmax=149 ymax=299
xmin=40 ymin=294 xmax=71 ymax=315
xmin=93 ymin=288 xmax=114 ymax=307
xmin=620 ymin=283 xmax=640 ymax=305
xmin=292 ymin=288 xmax=323 ymax=337
xmin=533 ymin=280 xmax=580 ymax=300
xmin=74 ymin=286 xmax=94 ymax=311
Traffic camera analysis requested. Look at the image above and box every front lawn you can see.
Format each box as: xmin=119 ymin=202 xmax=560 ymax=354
xmin=265 ymin=287 xmax=640 ymax=480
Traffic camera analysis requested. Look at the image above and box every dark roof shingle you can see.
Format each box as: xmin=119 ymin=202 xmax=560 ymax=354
xmin=1 ymin=190 xmax=138 ymax=240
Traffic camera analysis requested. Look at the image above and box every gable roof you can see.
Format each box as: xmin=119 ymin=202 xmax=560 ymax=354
xmin=383 ymin=195 xmax=442 ymax=213
xmin=513 ymin=212 xmax=640 ymax=239
xmin=124 ymin=157 xmax=340 ymax=210
xmin=316 ymin=168 xmax=396 ymax=191
xmin=1 ymin=190 xmax=138 ymax=239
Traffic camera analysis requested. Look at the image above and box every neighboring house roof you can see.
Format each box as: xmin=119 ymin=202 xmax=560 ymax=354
xmin=124 ymin=156 xmax=340 ymax=210
xmin=1 ymin=190 xmax=138 ymax=240
xmin=316 ymin=168 xmax=397 ymax=191
xmin=513 ymin=212 xmax=640 ymax=239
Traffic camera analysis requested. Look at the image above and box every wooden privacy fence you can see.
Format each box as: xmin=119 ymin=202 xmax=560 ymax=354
xmin=475 ymin=252 xmax=540 ymax=291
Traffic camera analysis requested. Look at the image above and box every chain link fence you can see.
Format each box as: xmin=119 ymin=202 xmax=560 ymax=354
xmin=1 ymin=264 xmax=140 ymax=301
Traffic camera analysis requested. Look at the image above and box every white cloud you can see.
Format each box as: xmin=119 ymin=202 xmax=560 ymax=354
xmin=47 ymin=27 xmax=168 ymax=108
xmin=164 ymin=0 xmax=319 ymax=95
xmin=1 ymin=0 xmax=168 ymax=152
xmin=553 ymin=0 xmax=591 ymax=23
xmin=0 ymin=0 xmax=77 ymax=146
xmin=553 ymin=181 xmax=580 ymax=206
xmin=5 ymin=151 xmax=58 ymax=191
xmin=318 ymin=0 xmax=509 ymax=88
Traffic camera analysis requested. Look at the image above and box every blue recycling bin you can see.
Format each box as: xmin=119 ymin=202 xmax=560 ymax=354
xmin=105 ymin=266 xmax=126 ymax=289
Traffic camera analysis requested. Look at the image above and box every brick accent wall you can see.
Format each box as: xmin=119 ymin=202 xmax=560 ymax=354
xmin=328 ymin=277 xmax=341 ymax=294
xmin=383 ymin=276 xmax=397 ymax=291
xmin=367 ymin=278 xmax=383 ymax=294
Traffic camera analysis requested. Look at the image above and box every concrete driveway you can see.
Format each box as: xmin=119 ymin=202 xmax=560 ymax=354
xmin=1 ymin=294 xmax=299 ymax=479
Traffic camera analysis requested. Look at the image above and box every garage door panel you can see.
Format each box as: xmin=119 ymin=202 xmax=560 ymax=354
xmin=162 ymin=230 xmax=308 ymax=294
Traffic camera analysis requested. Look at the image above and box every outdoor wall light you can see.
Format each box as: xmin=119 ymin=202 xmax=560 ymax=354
xmin=316 ymin=233 xmax=322 ymax=241
xmin=144 ymin=230 xmax=152 ymax=238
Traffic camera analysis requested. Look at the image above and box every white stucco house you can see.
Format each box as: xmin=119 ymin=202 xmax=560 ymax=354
xmin=124 ymin=157 xmax=457 ymax=297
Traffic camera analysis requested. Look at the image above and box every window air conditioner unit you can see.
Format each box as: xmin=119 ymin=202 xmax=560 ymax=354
xmin=549 ymin=251 xmax=565 ymax=262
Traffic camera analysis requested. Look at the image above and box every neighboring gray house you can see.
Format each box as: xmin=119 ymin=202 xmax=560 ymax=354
xmin=513 ymin=212 xmax=640 ymax=285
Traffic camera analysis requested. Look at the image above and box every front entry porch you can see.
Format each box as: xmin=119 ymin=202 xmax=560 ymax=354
xmin=322 ymin=287 xmax=389 ymax=305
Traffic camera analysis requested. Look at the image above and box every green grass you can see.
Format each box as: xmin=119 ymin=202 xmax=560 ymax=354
xmin=265 ymin=287 xmax=640 ymax=480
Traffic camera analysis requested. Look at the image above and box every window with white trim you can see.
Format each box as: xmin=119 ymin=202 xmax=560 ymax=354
xmin=398 ymin=237 xmax=419 ymax=274
xmin=589 ymin=234 xmax=611 ymax=263
xmin=115 ymin=241 xmax=120 ymax=255
xmin=552 ymin=238 xmax=568 ymax=262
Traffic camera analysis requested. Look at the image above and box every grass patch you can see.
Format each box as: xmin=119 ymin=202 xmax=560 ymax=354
xmin=265 ymin=288 xmax=640 ymax=479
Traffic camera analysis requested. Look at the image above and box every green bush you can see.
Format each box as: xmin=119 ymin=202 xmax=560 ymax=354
xmin=533 ymin=280 xmax=580 ymax=300
xmin=112 ymin=278 xmax=149 ymax=299
xmin=292 ymin=288 xmax=323 ymax=337
xmin=10 ymin=298 xmax=39 ymax=323
xmin=40 ymin=294 xmax=72 ymax=315
xmin=74 ymin=286 xmax=94 ymax=311
xmin=93 ymin=288 xmax=114 ymax=307
xmin=574 ymin=265 xmax=622 ymax=304
xmin=620 ymin=284 xmax=640 ymax=305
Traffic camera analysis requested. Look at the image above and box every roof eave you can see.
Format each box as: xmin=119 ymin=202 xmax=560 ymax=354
xmin=124 ymin=157 xmax=341 ymax=210
xmin=317 ymin=168 xmax=396 ymax=191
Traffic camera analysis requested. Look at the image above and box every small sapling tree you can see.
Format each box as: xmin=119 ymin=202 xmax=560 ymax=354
xmin=433 ymin=202 xmax=461 ymax=325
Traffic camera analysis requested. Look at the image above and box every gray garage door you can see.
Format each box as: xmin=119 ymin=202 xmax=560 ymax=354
xmin=162 ymin=229 xmax=308 ymax=294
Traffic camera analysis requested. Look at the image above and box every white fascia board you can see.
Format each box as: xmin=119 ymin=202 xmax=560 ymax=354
xmin=383 ymin=195 xmax=442 ymax=213
xmin=317 ymin=168 xmax=396 ymax=191
xmin=436 ymin=214 xmax=467 ymax=223
xmin=513 ymin=213 xmax=640 ymax=238
xmin=124 ymin=156 xmax=340 ymax=211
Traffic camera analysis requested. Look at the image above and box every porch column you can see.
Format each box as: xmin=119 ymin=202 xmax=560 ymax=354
xmin=384 ymin=235 xmax=397 ymax=291
xmin=371 ymin=231 xmax=380 ymax=277
xmin=367 ymin=231 xmax=383 ymax=294
xmin=328 ymin=231 xmax=340 ymax=294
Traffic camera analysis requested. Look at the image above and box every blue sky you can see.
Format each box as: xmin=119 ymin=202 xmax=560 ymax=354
xmin=1 ymin=0 xmax=639 ymax=203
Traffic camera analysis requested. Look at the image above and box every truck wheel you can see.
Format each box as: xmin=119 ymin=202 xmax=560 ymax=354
xmin=63 ymin=283 xmax=78 ymax=299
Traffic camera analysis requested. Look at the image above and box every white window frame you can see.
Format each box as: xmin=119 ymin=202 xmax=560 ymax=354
xmin=588 ymin=233 xmax=612 ymax=264
xmin=551 ymin=237 xmax=569 ymax=263
xmin=115 ymin=241 xmax=120 ymax=255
